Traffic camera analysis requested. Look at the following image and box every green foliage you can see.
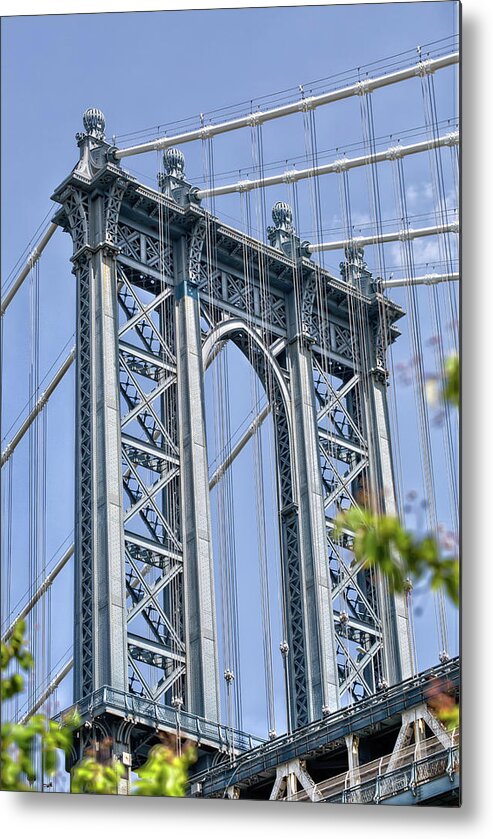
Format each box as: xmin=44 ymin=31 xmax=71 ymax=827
xmin=70 ymin=740 xmax=197 ymax=797
xmin=443 ymin=353 xmax=459 ymax=408
xmin=436 ymin=703 xmax=460 ymax=732
xmin=133 ymin=743 xmax=197 ymax=797
xmin=334 ymin=508 xmax=459 ymax=606
xmin=426 ymin=680 xmax=460 ymax=732
xmin=1 ymin=620 xmax=33 ymax=701
xmin=1 ymin=620 xmax=80 ymax=791
xmin=71 ymin=756 xmax=126 ymax=795
xmin=2 ymin=620 xmax=196 ymax=796
xmin=426 ymin=353 xmax=459 ymax=411
xmin=1 ymin=712 xmax=80 ymax=792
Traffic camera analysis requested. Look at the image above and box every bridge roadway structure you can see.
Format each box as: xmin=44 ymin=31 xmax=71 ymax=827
xmin=189 ymin=657 xmax=460 ymax=803
xmin=62 ymin=657 xmax=459 ymax=804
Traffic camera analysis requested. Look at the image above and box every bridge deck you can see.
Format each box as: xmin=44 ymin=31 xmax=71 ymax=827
xmin=290 ymin=732 xmax=459 ymax=805
xmin=190 ymin=658 xmax=459 ymax=798
xmin=61 ymin=687 xmax=264 ymax=756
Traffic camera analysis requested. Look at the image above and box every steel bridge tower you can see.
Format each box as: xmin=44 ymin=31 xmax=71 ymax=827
xmin=52 ymin=108 xmax=419 ymax=791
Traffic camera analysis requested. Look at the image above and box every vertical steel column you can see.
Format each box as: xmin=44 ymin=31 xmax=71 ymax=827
xmin=69 ymin=186 xmax=128 ymax=700
xmin=89 ymin=208 xmax=128 ymax=692
xmin=174 ymin=235 xmax=220 ymax=721
xmin=54 ymin=111 xmax=130 ymax=704
xmin=345 ymin=733 xmax=361 ymax=791
xmin=73 ymin=246 xmax=93 ymax=703
xmin=367 ymin=370 xmax=414 ymax=682
xmin=287 ymin=309 xmax=340 ymax=717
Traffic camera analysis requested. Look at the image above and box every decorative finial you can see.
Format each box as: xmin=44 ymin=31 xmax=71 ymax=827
xmin=340 ymin=244 xmax=372 ymax=290
xmin=344 ymin=244 xmax=366 ymax=269
xmin=271 ymin=201 xmax=294 ymax=233
xmin=82 ymin=107 xmax=106 ymax=140
xmin=163 ymin=147 xmax=186 ymax=181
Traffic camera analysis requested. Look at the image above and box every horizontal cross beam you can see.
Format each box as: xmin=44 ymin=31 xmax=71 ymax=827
xmin=382 ymin=272 xmax=459 ymax=289
xmin=114 ymin=53 xmax=459 ymax=160
xmin=307 ymin=222 xmax=459 ymax=254
xmin=195 ymin=132 xmax=459 ymax=200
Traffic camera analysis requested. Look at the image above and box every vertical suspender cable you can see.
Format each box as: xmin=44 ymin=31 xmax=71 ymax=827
xmin=301 ymin=98 xmax=349 ymax=702
xmin=418 ymin=72 xmax=459 ymax=538
xmin=358 ymin=87 xmax=406 ymax=683
xmin=251 ymin=120 xmax=277 ymax=736
xmin=391 ymin=153 xmax=449 ymax=658
xmin=157 ymin=149 xmax=181 ymax=708
xmin=202 ymin=129 xmax=243 ymax=732
xmin=419 ymin=69 xmax=459 ymax=349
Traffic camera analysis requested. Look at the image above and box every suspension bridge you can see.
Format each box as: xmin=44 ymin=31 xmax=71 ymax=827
xmin=1 ymin=36 xmax=459 ymax=803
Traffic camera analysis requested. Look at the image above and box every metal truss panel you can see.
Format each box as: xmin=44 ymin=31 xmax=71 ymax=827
xmin=115 ymin=249 xmax=186 ymax=709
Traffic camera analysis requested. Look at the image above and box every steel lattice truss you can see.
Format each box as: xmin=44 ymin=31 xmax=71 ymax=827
xmin=196 ymin=245 xmax=397 ymax=710
xmin=117 ymin=256 xmax=186 ymax=705
xmin=313 ymin=359 xmax=383 ymax=704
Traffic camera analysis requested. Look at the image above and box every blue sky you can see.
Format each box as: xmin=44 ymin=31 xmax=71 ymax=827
xmin=1 ymin=2 xmax=459 ymax=740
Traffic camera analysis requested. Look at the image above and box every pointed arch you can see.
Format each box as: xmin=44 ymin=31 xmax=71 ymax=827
xmin=202 ymin=316 xmax=310 ymax=728
xmin=202 ymin=318 xmax=291 ymax=421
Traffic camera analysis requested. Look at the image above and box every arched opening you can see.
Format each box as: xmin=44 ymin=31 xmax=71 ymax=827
xmin=203 ymin=324 xmax=292 ymax=740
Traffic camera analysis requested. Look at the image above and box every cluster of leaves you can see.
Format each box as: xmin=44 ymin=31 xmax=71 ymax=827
xmin=1 ymin=620 xmax=33 ymax=700
xmin=71 ymin=734 xmax=197 ymax=796
xmin=71 ymin=755 xmax=126 ymax=795
xmin=442 ymin=353 xmax=459 ymax=408
xmin=436 ymin=702 xmax=460 ymax=732
xmin=426 ymin=679 xmax=460 ymax=732
xmin=1 ymin=620 xmax=80 ymax=791
xmin=134 ymin=741 xmax=197 ymax=797
xmin=334 ymin=508 xmax=459 ymax=607
xmin=426 ymin=352 xmax=460 ymax=411
xmin=1 ymin=621 xmax=195 ymax=795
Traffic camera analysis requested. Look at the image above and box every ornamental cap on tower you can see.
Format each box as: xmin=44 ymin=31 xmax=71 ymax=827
xmin=267 ymin=201 xmax=297 ymax=254
xmin=163 ymin=147 xmax=186 ymax=180
xmin=344 ymin=244 xmax=366 ymax=267
xmin=82 ymin=108 xmax=106 ymax=140
xmin=271 ymin=201 xmax=294 ymax=233
xmin=340 ymin=244 xmax=372 ymax=291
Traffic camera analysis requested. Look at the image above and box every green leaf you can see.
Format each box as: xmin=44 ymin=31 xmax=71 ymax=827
xmin=443 ymin=354 xmax=459 ymax=408
xmin=335 ymin=507 xmax=459 ymax=606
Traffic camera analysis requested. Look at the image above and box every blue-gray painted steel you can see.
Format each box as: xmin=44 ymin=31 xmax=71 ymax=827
xmin=191 ymin=658 xmax=459 ymax=797
xmin=51 ymin=113 xmax=433 ymax=776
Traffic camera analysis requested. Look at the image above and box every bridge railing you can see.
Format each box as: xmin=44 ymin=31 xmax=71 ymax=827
xmin=191 ymin=657 xmax=460 ymax=795
xmin=62 ymin=686 xmax=265 ymax=754
xmin=290 ymin=731 xmax=459 ymax=803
